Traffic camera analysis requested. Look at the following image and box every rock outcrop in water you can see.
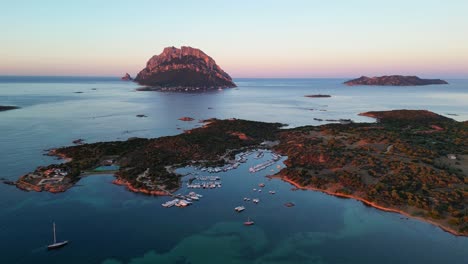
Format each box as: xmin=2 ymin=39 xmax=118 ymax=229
xmin=134 ymin=46 xmax=236 ymax=91
xmin=121 ymin=73 xmax=133 ymax=81
xmin=344 ymin=75 xmax=448 ymax=86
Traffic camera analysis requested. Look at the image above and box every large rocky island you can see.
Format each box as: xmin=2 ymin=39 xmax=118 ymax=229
xmin=344 ymin=75 xmax=448 ymax=86
xmin=14 ymin=110 xmax=467 ymax=235
xmin=134 ymin=46 xmax=236 ymax=91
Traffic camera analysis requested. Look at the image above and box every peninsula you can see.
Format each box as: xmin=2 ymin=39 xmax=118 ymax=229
xmin=14 ymin=110 xmax=467 ymax=235
xmin=134 ymin=46 xmax=236 ymax=91
xmin=344 ymin=75 xmax=448 ymax=86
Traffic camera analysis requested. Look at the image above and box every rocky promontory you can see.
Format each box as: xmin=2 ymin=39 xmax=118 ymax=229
xmin=344 ymin=75 xmax=448 ymax=86
xmin=134 ymin=46 xmax=236 ymax=91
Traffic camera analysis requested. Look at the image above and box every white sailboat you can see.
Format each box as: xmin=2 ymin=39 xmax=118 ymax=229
xmin=48 ymin=222 xmax=68 ymax=250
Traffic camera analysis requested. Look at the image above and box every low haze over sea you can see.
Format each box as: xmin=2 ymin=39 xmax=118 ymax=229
xmin=0 ymin=76 xmax=467 ymax=264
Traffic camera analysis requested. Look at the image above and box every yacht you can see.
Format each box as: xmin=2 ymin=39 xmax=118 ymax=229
xmin=234 ymin=206 xmax=245 ymax=212
xmin=47 ymin=222 xmax=68 ymax=250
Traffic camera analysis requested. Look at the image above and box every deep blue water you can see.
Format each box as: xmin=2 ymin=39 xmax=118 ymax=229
xmin=0 ymin=76 xmax=467 ymax=264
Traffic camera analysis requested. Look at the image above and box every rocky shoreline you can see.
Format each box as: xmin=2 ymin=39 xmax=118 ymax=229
xmin=112 ymin=178 xmax=172 ymax=196
xmin=277 ymin=175 xmax=463 ymax=236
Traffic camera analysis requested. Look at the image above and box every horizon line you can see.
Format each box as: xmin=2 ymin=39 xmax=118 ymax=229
xmin=1 ymin=74 xmax=467 ymax=80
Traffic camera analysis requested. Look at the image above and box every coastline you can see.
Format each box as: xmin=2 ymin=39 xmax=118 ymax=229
xmin=275 ymin=175 xmax=464 ymax=237
xmin=112 ymin=178 xmax=172 ymax=196
xmin=15 ymin=176 xmax=71 ymax=193
xmin=47 ymin=149 xmax=73 ymax=162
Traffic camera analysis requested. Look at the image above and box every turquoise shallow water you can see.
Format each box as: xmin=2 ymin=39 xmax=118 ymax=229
xmin=0 ymin=76 xmax=467 ymax=264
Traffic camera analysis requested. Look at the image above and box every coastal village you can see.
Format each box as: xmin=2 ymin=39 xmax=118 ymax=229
xmin=16 ymin=167 xmax=73 ymax=193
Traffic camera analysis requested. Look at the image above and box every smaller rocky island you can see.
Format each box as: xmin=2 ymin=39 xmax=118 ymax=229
xmin=0 ymin=105 xmax=20 ymax=112
xmin=121 ymin=73 xmax=133 ymax=81
xmin=134 ymin=46 xmax=236 ymax=92
xmin=305 ymin=94 xmax=331 ymax=98
xmin=178 ymin=117 xmax=195 ymax=122
xmin=344 ymin=75 xmax=448 ymax=86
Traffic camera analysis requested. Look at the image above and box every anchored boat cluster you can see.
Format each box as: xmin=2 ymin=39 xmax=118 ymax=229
xmin=161 ymin=192 xmax=203 ymax=208
xmin=200 ymin=162 xmax=240 ymax=173
xmin=187 ymin=176 xmax=222 ymax=189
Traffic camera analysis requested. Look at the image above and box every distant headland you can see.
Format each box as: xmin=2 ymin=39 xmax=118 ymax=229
xmin=0 ymin=105 xmax=20 ymax=112
xmin=132 ymin=46 xmax=236 ymax=92
xmin=344 ymin=75 xmax=448 ymax=86
xmin=304 ymin=94 xmax=331 ymax=98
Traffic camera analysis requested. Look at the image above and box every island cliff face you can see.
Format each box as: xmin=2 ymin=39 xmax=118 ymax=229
xmin=344 ymin=75 xmax=448 ymax=86
xmin=134 ymin=46 xmax=236 ymax=91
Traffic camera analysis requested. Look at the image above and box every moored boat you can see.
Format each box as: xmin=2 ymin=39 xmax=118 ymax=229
xmin=234 ymin=206 xmax=245 ymax=212
xmin=47 ymin=222 xmax=68 ymax=250
xmin=244 ymin=217 xmax=255 ymax=226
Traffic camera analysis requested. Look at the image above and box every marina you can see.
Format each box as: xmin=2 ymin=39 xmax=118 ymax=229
xmin=168 ymin=150 xmax=282 ymax=219
xmin=249 ymin=159 xmax=278 ymax=173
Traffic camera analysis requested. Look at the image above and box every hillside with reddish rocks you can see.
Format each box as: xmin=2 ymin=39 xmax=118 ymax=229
xmin=135 ymin=46 xmax=236 ymax=91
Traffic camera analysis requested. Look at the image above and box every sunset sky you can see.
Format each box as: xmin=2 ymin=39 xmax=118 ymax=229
xmin=1 ymin=0 xmax=467 ymax=78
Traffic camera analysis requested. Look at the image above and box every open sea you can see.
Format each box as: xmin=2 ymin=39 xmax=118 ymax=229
xmin=0 ymin=76 xmax=467 ymax=264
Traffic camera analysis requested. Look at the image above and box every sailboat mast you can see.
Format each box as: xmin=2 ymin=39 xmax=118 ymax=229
xmin=53 ymin=222 xmax=56 ymax=244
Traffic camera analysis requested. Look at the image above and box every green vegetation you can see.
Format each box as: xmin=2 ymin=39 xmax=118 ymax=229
xmin=275 ymin=111 xmax=467 ymax=234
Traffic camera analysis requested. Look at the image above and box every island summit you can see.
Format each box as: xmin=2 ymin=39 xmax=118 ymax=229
xmin=133 ymin=46 xmax=236 ymax=92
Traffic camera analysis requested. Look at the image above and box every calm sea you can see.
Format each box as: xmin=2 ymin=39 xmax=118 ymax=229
xmin=0 ymin=76 xmax=467 ymax=264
